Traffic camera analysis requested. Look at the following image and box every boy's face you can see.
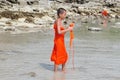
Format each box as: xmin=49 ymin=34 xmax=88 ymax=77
xmin=60 ymin=11 xmax=66 ymax=19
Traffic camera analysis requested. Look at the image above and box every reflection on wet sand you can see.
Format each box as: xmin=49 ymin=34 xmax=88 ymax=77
xmin=52 ymin=72 xmax=65 ymax=80
xmin=103 ymin=19 xmax=108 ymax=28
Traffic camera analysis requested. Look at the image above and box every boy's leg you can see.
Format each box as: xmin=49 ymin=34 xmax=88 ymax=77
xmin=54 ymin=64 xmax=58 ymax=72
xmin=62 ymin=64 xmax=65 ymax=71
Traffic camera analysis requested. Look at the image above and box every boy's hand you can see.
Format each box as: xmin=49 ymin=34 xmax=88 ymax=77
xmin=69 ymin=23 xmax=75 ymax=27
xmin=68 ymin=27 xmax=73 ymax=31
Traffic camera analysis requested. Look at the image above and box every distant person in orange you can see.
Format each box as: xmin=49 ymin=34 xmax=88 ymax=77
xmin=101 ymin=8 xmax=109 ymax=27
xmin=101 ymin=8 xmax=109 ymax=19
xmin=50 ymin=8 xmax=73 ymax=72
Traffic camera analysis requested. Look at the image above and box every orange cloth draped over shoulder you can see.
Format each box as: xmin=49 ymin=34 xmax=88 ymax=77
xmin=51 ymin=22 xmax=68 ymax=65
xmin=69 ymin=23 xmax=74 ymax=48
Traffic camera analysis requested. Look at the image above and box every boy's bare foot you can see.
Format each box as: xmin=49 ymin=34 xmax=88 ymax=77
xmin=54 ymin=64 xmax=58 ymax=72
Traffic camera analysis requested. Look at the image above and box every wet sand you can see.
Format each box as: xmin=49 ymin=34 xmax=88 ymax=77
xmin=0 ymin=20 xmax=120 ymax=80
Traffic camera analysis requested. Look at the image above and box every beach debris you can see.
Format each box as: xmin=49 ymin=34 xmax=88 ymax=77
xmin=24 ymin=17 xmax=34 ymax=23
xmin=115 ymin=22 xmax=120 ymax=25
xmin=33 ymin=9 xmax=39 ymax=12
xmin=27 ymin=0 xmax=39 ymax=5
xmin=6 ymin=0 xmax=18 ymax=4
xmin=27 ymin=72 xmax=36 ymax=77
xmin=3 ymin=26 xmax=15 ymax=31
xmin=103 ymin=2 xmax=117 ymax=8
xmin=0 ymin=11 xmax=19 ymax=20
xmin=20 ymin=72 xmax=37 ymax=77
xmin=5 ymin=21 xmax=12 ymax=26
xmin=88 ymin=27 xmax=102 ymax=31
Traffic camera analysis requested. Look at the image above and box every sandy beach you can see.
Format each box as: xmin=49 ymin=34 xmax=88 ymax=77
xmin=0 ymin=19 xmax=120 ymax=80
xmin=0 ymin=0 xmax=120 ymax=80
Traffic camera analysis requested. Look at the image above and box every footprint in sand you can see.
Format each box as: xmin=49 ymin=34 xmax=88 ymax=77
xmin=20 ymin=72 xmax=37 ymax=77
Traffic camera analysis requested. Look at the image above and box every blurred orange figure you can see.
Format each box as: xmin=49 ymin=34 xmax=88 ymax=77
xmin=101 ymin=8 xmax=108 ymax=27
xmin=102 ymin=9 xmax=108 ymax=17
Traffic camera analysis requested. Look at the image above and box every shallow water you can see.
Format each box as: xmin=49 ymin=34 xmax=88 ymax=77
xmin=0 ymin=19 xmax=120 ymax=80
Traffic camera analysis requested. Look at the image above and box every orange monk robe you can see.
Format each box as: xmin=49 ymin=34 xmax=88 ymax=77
xmin=51 ymin=23 xmax=68 ymax=65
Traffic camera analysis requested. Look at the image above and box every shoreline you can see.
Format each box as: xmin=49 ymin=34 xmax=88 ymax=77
xmin=0 ymin=0 xmax=120 ymax=34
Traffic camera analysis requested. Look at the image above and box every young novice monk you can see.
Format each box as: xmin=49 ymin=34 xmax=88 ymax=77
xmin=51 ymin=8 xmax=73 ymax=72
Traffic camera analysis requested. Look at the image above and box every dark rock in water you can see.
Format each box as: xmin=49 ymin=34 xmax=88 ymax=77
xmin=11 ymin=13 xmax=19 ymax=20
xmin=101 ymin=22 xmax=103 ymax=24
xmin=71 ymin=4 xmax=79 ymax=8
xmin=6 ymin=0 xmax=18 ymax=4
xmin=0 ymin=11 xmax=19 ymax=20
xmin=25 ymin=17 xmax=34 ymax=23
xmin=27 ymin=1 xmax=33 ymax=5
xmin=0 ymin=15 xmax=1 ymax=19
xmin=5 ymin=21 xmax=12 ymax=25
xmin=103 ymin=2 xmax=117 ymax=8
xmin=64 ymin=21 xmax=67 ymax=25
xmin=0 ymin=11 xmax=14 ymax=18
xmin=0 ymin=0 xmax=13 ymax=7
xmin=56 ymin=0 xmax=64 ymax=3
xmin=88 ymin=27 xmax=102 ymax=31
xmin=83 ymin=21 xmax=88 ymax=23
xmin=77 ymin=0 xmax=89 ymax=4
xmin=72 ymin=8 xmax=78 ymax=13
xmin=3 ymin=26 xmax=15 ymax=31
xmin=33 ymin=9 xmax=39 ymax=12
xmin=115 ymin=15 xmax=119 ymax=19
xmin=66 ymin=0 xmax=89 ymax=4
xmin=27 ymin=1 xmax=39 ymax=5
